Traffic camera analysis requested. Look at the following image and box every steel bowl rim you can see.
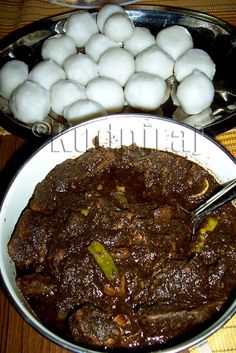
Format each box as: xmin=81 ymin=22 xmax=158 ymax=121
xmin=0 ymin=113 xmax=236 ymax=353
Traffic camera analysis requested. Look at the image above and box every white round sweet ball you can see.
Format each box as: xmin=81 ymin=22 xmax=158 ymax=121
xmin=63 ymin=99 xmax=107 ymax=123
xmin=41 ymin=34 xmax=77 ymax=66
xmin=63 ymin=53 xmax=98 ymax=86
xmin=65 ymin=12 xmax=98 ymax=48
xmin=124 ymin=72 xmax=167 ymax=111
xmin=97 ymin=4 xmax=125 ymax=33
xmin=85 ymin=33 xmax=120 ymax=62
xmin=124 ymin=27 xmax=155 ymax=57
xmin=29 ymin=60 xmax=66 ymax=91
xmin=98 ymin=47 xmax=135 ymax=87
xmin=9 ymin=80 xmax=50 ymax=124
xmin=176 ymin=70 xmax=215 ymax=115
xmin=0 ymin=60 xmax=28 ymax=99
xmin=86 ymin=77 xmax=124 ymax=113
xmin=174 ymin=48 xmax=216 ymax=82
xmin=104 ymin=13 xmax=134 ymax=42
xmin=156 ymin=25 xmax=193 ymax=60
xmin=136 ymin=45 xmax=174 ymax=80
xmin=51 ymin=79 xmax=86 ymax=116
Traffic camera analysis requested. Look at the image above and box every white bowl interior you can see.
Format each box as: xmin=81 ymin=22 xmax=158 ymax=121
xmin=0 ymin=114 xmax=236 ymax=353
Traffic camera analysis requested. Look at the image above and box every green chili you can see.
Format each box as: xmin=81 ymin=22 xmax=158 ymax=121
xmin=192 ymin=216 xmax=219 ymax=254
xmin=88 ymin=240 xmax=119 ymax=281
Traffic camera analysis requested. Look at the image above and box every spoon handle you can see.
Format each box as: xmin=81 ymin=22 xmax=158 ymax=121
xmin=191 ymin=178 xmax=236 ymax=223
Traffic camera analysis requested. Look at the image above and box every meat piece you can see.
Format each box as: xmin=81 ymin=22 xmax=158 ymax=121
xmin=54 ymin=253 xmax=112 ymax=311
xmin=152 ymin=205 xmax=192 ymax=258
xmin=138 ymin=300 xmax=224 ymax=343
xmin=126 ymin=267 xmax=151 ymax=304
xmin=69 ymin=304 xmax=121 ymax=347
xmin=153 ymin=205 xmax=173 ymax=225
xmin=8 ymin=209 xmax=52 ymax=271
xmin=30 ymin=148 xmax=116 ymax=213
xmin=68 ymin=305 xmax=144 ymax=349
xmin=16 ymin=274 xmax=57 ymax=298
xmin=147 ymin=258 xmax=213 ymax=308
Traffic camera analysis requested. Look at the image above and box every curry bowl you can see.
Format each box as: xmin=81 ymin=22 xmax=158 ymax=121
xmin=0 ymin=114 xmax=236 ymax=352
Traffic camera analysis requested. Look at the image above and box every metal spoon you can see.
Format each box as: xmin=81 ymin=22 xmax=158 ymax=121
xmin=215 ymin=88 xmax=236 ymax=103
xmin=191 ymin=178 xmax=236 ymax=224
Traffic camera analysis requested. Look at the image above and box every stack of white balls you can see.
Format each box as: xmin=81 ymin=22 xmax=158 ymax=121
xmin=0 ymin=4 xmax=216 ymax=126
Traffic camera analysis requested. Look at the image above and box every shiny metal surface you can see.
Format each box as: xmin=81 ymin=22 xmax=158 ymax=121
xmin=0 ymin=5 xmax=235 ymax=139
xmin=191 ymin=178 xmax=236 ymax=223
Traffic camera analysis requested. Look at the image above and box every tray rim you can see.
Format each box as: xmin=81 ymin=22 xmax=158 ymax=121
xmin=0 ymin=4 xmax=235 ymax=53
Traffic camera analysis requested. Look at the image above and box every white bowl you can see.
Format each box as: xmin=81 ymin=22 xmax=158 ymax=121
xmin=0 ymin=114 xmax=236 ymax=353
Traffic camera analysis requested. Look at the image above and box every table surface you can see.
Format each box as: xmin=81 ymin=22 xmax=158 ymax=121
xmin=0 ymin=1 xmax=236 ymax=353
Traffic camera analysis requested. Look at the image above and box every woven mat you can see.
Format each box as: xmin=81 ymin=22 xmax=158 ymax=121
xmin=0 ymin=1 xmax=236 ymax=352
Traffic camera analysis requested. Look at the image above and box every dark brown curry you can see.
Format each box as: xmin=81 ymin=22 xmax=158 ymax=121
xmin=8 ymin=145 xmax=236 ymax=350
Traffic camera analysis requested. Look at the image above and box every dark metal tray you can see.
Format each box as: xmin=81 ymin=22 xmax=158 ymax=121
xmin=0 ymin=5 xmax=235 ymax=140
